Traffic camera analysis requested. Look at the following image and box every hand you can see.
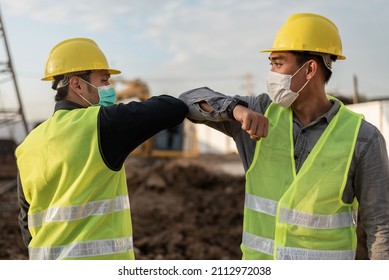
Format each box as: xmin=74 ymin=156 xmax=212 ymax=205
xmin=233 ymin=105 xmax=268 ymax=141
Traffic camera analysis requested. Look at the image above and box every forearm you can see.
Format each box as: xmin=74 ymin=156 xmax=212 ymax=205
xmin=109 ymin=95 xmax=186 ymax=140
xmin=198 ymin=101 xmax=213 ymax=113
xmin=141 ymin=95 xmax=189 ymax=132
xmin=99 ymin=95 xmax=188 ymax=169
xmin=179 ymin=87 xmax=271 ymax=120
xmin=179 ymin=87 xmax=251 ymax=139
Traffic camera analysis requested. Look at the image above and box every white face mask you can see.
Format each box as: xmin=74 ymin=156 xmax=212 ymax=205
xmin=266 ymin=62 xmax=310 ymax=108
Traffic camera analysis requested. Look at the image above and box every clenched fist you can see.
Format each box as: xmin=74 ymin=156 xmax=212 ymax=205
xmin=233 ymin=105 xmax=268 ymax=141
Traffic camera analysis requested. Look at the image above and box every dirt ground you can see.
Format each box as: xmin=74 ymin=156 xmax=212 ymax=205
xmin=0 ymin=153 xmax=245 ymax=260
xmin=0 ymin=152 xmax=369 ymax=260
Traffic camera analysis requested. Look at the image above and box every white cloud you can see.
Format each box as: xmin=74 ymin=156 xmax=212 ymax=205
xmin=134 ymin=0 xmax=277 ymax=94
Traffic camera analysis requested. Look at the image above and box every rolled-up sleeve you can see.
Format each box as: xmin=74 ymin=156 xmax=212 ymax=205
xmin=178 ymin=87 xmax=235 ymax=123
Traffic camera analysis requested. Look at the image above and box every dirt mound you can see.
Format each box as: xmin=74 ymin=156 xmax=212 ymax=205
xmin=0 ymin=185 xmax=28 ymax=259
xmin=126 ymin=155 xmax=245 ymax=259
xmin=0 ymin=154 xmax=245 ymax=260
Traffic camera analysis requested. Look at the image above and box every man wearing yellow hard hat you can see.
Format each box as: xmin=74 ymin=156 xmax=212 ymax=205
xmin=179 ymin=13 xmax=389 ymax=259
xmin=15 ymin=38 xmax=188 ymax=260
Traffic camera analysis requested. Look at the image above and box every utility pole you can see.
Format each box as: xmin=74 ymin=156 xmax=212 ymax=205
xmin=352 ymin=74 xmax=360 ymax=104
xmin=0 ymin=7 xmax=29 ymax=137
xmin=243 ymin=73 xmax=254 ymax=96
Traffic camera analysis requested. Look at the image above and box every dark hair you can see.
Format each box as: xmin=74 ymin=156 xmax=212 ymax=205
xmin=53 ymin=72 xmax=91 ymax=101
xmin=291 ymin=51 xmax=335 ymax=83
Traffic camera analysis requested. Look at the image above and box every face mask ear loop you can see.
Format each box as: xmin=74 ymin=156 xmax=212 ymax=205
xmin=291 ymin=60 xmax=310 ymax=78
xmin=78 ymin=77 xmax=100 ymax=105
xmin=76 ymin=92 xmax=94 ymax=106
xmin=291 ymin=61 xmax=310 ymax=94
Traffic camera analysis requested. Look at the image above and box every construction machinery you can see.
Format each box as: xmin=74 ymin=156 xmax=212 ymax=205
xmin=112 ymin=78 xmax=198 ymax=158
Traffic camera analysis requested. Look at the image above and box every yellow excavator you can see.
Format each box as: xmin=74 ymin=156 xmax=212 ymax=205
xmin=112 ymin=78 xmax=199 ymax=158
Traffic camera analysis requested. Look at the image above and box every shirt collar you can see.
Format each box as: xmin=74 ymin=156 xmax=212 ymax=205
xmin=54 ymin=100 xmax=85 ymax=112
xmin=323 ymin=99 xmax=341 ymax=123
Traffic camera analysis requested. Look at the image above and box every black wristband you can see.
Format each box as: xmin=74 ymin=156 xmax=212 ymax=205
xmin=227 ymin=98 xmax=248 ymax=120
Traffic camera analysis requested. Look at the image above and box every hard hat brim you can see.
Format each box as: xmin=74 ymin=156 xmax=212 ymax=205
xmin=41 ymin=68 xmax=121 ymax=81
xmin=260 ymin=48 xmax=346 ymax=60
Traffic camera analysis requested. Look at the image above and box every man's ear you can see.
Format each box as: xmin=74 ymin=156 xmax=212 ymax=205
xmin=69 ymin=76 xmax=81 ymax=93
xmin=306 ymin=60 xmax=317 ymax=80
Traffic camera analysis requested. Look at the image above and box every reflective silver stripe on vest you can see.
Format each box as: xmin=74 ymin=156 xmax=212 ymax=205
xmin=245 ymin=193 xmax=356 ymax=229
xmin=29 ymin=236 xmax=133 ymax=260
xmin=276 ymin=246 xmax=355 ymax=260
xmin=29 ymin=195 xmax=130 ymax=227
xmin=242 ymin=231 xmax=274 ymax=255
xmin=242 ymin=231 xmax=355 ymax=260
xmin=279 ymin=208 xmax=357 ymax=229
xmin=245 ymin=193 xmax=277 ymax=216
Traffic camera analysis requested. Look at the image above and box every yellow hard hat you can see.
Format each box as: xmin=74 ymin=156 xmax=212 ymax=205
xmin=261 ymin=13 xmax=345 ymax=60
xmin=42 ymin=38 xmax=121 ymax=81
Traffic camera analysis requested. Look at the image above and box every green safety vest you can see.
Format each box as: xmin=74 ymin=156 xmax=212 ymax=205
xmin=242 ymin=100 xmax=362 ymax=260
xmin=16 ymin=106 xmax=134 ymax=260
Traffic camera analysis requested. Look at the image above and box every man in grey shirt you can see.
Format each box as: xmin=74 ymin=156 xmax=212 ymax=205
xmin=179 ymin=13 xmax=389 ymax=259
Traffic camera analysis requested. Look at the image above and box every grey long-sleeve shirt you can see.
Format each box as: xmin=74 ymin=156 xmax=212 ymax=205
xmin=179 ymin=87 xmax=389 ymax=260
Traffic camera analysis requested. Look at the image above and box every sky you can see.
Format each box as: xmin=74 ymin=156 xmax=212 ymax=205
xmin=0 ymin=0 xmax=388 ymax=123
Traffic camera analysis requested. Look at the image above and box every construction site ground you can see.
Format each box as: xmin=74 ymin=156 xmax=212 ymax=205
xmin=0 ymin=152 xmax=369 ymax=260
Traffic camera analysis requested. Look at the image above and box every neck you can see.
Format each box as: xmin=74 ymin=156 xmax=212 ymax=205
xmin=292 ymin=94 xmax=332 ymax=127
xmin=66 ymin=91 xmax=92 ymax=108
